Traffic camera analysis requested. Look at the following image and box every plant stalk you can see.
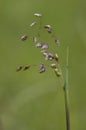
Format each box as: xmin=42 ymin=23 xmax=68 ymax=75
xmin=64 ymin=46 xmax=70 ymax=130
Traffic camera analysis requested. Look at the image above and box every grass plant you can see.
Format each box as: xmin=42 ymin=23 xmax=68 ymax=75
xmin=17 ymin=13 xmax=70 ymax=130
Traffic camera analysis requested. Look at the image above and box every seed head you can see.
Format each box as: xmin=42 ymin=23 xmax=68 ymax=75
xmin=23 ymin=65 xmax=30 ymax=71
xmin=55 ymin=53 xmax=59 ymax=61
xmin=42 ymin=50 xmax=48 ymax=56
xmin=42 ymin=52 xmax=54 ymax=61
xmin=55 ymin=38 xmax=60 ymax=45
xmin=42 ymin=50 xmax=54 ymax=60
xmin=50 ymin=63 xmax=57 ymax=69
xmin=44 ymin=25 xmax=52 ymax=33
xmin=21 ymin=35 xmax=28 ymax=41
xmin=34 ymin=13 xmax=42 ymax=17
xmin=39 ymin=64 xmax=45 ymax=73
xmin=16 ymin=66 xmax=23 ymax=72
xmin=44 ymin=25 xmax=51 ymax=29
xmin=46 ymin=53 xmax=54 ymax=60
xmin=41 ymin=44 xmax=49 ymax=50
xmin=47 ymin=28 xmax=52 ymax=33
xmin=33 ymin=36 xmax=37 ymax=43
xmin=36 ymin=42 xmax=43 ymax=48
xmin=30 ymin=22 xmax=37 ymax=27
xmin=54 ymin=68 xmax=62 ymax=77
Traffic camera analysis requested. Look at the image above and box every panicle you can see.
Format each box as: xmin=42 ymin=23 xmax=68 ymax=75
xmin=18 ymin=13 xmax=61 ymax=77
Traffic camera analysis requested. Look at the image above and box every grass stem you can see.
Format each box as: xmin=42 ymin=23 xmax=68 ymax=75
xmin=64 ymin=46 xmax=70 ymax=130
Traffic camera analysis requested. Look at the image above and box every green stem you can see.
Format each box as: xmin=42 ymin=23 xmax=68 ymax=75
xmin=64 ymin=46 xmax=70 ymax=130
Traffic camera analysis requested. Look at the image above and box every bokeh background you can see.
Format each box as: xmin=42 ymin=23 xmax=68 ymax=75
xmin=0 ymin=0 xmax=86 ymax=130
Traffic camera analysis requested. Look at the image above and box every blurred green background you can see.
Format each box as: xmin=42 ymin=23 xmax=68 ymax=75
xmin=0 ymin=0 xmax=86 ymax=130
